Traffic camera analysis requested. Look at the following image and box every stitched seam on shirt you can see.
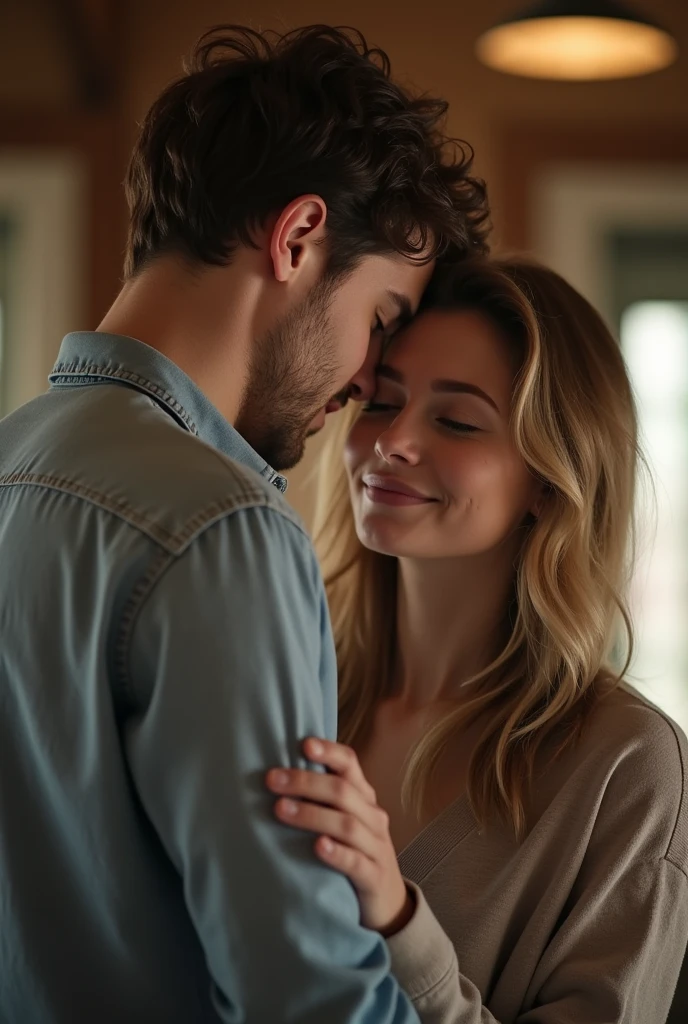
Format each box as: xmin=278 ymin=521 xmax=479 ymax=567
xmin=113 ymin=546 xmax=174 ymax=709
xmin=666 ymin=729 xmax=688 ymax=875
xmin=50 ymin=361 xmax=287 ymax=492
xmin=408 ymin=956 xmax=457 ymax=1001
xmin=51 ymin=362 xmax=198 ymax=434
xmin=111 ymin=505 xmax=313 ymax=708
xmin=0 ymin=471 xmax=301 ymax=554
xmin=405 ymin=822 xmax=479 ymax=886
xmin=161 ymin=451 xmax=303 ymax=547
xmin=0 ymin=472 xmax=179 ymax=547
xmin=662 ymin=855 xmax=688 ymax=884
xmin=648 ymin=708 xmax=688 ymax=872
xmin=667 ymin=738 xmax=687 ymax=871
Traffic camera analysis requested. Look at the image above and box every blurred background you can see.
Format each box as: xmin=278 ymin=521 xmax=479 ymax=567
xmin=1 ymin=0 xmax=687 ymax=1014
xmin=4 ymin=0 xmax=686 ymax=726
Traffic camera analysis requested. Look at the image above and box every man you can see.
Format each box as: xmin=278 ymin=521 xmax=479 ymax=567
xmin=0 ymin=25 xmax=488 ymax=1023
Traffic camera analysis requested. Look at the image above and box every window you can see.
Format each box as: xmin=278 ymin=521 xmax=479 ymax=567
xmin=621 ymin=301 xmax=688 ymax=732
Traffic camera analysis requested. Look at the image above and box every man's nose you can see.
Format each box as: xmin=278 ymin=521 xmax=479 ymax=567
xmin=347 ymin=334 xmax=384 ymax=403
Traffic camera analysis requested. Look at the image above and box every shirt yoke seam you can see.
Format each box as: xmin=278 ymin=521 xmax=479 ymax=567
xmin=113 ymin=546 xmax=174 ymax=710
xmin=111 ymin=507 xmax=315 ymax=710
xmin=50 ymin=362 xmax=198 ymax=434
xmin=0 ymin=471 xmax=303 ymax=554
xmin=50 ymin=366 xmax=287 ymax=492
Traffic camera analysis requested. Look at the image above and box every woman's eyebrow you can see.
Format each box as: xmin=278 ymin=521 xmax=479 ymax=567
xmin=376 ymin=364 xmax=500 ymax=413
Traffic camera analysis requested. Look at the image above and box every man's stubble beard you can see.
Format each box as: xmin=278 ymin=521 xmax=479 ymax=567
xmin=235 ymin=275 xmax=341 ymax=471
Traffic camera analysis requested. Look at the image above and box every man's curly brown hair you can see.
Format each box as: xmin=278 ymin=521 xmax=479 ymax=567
xmin=124 ymin=24 xmax=490 ymax=279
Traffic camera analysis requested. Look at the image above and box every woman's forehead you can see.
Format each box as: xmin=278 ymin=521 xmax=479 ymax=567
xmin=384 ymin=308 xmax=515 ymax=381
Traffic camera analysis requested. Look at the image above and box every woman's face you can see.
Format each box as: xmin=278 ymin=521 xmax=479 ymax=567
xmin=344 ymin=308 xmax=541 ymax=561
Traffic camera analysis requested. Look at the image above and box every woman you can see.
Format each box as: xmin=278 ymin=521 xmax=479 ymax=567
xmin=266 ymin=257 xmax=688 ymax=1022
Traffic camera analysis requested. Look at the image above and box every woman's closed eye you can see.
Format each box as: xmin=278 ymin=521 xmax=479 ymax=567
xmin=438 ymin=417 xmax=480 ymax=435
xmin=362 ymin=403 xmax=481 ymax=435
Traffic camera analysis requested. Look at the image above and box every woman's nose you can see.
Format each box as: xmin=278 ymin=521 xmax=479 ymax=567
xmin=374 ymin=414 xmax=422 ymax=465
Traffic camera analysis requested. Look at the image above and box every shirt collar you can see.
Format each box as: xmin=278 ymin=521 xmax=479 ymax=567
xmin=49 ymin=332 xmax=287 ymax=492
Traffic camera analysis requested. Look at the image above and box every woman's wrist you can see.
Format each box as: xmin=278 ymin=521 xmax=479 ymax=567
xmin=379 ymin=882 xmax=417 ymax=938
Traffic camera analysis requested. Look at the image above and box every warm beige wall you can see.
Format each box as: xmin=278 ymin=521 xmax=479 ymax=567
xmin=0 ymin=0 xmax=74 ymax=106
xmin=119 ymin=0 xmax=688 ymax=246
xmin=3 ymin=0 xmax=687 ymax=234
xmin=115 ymin=0 xmax=688 ymax=524
xmin=114 ymin=2 xmax=688 ymax=520
xmin=2 ymin=0 xmax=687 ymax=522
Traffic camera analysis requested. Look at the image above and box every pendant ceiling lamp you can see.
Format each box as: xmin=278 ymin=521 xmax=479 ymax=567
xmin=476 ymin=0 xmax=678 ymax=81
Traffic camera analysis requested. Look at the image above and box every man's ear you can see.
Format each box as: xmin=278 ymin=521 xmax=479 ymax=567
xmin=269 ymin=195 xmax=328 ymax=284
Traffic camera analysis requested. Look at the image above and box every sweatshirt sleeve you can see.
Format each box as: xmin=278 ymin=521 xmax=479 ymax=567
xmin=387 ymin=881 xmax=499 ymax=1024
xmin=389 ymin=859 xmax=688 ymax=1024
xmin=517 ymin=707 xmax=688 ymax=1023
xmin=386 ymin=707 xmax=688 ymax=1024
xmin=517 ymin=855 xmax=688 ymax=1022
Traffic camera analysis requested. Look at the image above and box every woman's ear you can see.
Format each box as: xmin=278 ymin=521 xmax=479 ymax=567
xmin=529 ymin=482 xmax=549 ymax=520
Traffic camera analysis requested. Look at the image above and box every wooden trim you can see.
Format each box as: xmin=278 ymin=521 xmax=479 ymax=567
xmin=0 ymin=109 xmax=125 ymax=325
xmin=497 ymin=122 xmax=688 ymax=251
xmin=48 ymin=0 xmax=114 ymax=108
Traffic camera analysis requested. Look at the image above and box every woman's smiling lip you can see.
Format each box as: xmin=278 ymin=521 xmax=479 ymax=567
xmin=362 ymin=474 xmax=437 ymax=505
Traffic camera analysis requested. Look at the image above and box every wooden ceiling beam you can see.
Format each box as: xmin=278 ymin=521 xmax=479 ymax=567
xmin=42 ymin=0 xmax=118 ymax=109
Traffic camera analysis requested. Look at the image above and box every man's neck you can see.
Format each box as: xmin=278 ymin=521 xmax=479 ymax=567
xmin=97 ymin=254 xmax=260 ymax=425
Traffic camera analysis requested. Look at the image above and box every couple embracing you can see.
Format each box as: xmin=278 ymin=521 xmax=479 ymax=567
xmin=1 ymin=23 xmax=686 ymax=1024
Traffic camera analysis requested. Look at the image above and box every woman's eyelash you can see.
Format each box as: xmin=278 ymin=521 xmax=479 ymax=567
xmin=438 ymin=418 xmax=479 ymax=434
xmin=362 ymin=406 xmax=479 ymax=435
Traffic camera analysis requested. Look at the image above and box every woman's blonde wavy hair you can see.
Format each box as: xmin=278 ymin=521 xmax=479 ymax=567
xmin=314 ymin=256 xmax=641 ymax=838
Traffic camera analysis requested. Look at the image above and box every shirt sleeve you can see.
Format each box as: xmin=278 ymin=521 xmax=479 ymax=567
xmin=120 ymin=504 xmax=419 ymax=1024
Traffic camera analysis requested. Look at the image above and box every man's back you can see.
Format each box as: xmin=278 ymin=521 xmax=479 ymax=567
xmin=0 ymin=333 xmax=417 ymax=1024
xmin=0 ymin=374 xmax=274 ymax=1022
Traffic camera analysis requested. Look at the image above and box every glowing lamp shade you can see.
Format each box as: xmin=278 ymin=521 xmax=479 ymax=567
xmin=476 ymin=0 xmax=678 ymax=80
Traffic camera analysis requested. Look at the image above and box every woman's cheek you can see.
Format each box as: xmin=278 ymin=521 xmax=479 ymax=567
xmin=344 ymin=421 xmax=376 ymax=473
xmin=433 ymin=445 xmax=480 ymax=500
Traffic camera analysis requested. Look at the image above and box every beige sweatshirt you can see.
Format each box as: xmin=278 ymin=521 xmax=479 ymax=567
xmin=386 ymin=685 xmax=688 ymax=1023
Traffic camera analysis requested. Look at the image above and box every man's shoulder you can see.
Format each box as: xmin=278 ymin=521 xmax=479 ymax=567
xmin=0 ymin=384 xmax=304 ymax=556
xmin=134 ymin=417 xmax=303 ymax=556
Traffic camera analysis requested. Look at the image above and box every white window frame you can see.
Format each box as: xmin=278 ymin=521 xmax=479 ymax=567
xmin=531 ymin=163 xmax=688 ymax=322
xmin=530 ymin=164 xmax=688 ymax=731
xmin=0 ymin=149 xmax=86 ymax=414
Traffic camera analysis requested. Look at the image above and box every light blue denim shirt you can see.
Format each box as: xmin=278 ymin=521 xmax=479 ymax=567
xmin=0 ymin=333 xmax=418 ymax=1024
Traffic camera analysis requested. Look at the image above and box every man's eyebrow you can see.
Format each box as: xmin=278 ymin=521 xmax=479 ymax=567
xmin=385 ymin=290 xmax=414 ymax=326
xmin=376 ymin=364 xmax=405 ymax=384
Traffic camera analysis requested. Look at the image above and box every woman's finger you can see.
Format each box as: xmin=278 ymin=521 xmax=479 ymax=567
xmin=301 ymin=738 xmax=377 ymax=804
xmin=266 ymin=767 xmax=388 ymax=837
xmin=314 ymin=836 xmax=379 ymax=894
xmin=273 ymin=797 xmax=381 ymax=861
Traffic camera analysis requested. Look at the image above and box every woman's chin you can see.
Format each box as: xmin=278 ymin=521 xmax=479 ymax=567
xmin=356 ymin=520 xmax=416 ymax=559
